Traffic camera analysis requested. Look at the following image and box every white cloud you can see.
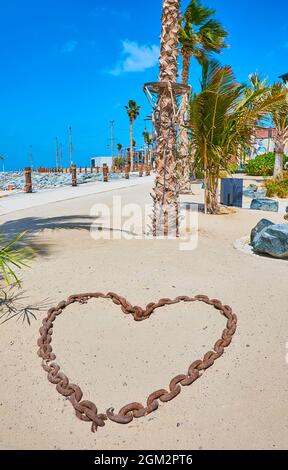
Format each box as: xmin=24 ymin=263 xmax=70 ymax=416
xmin=109 ymin=40 xmax=160 ymax=76
xmin=61 ymin=40 xmax=78 ymax=54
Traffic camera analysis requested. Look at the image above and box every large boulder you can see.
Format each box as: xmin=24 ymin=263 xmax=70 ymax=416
xmin=250 ymin=219 xmax=274 ymax=245
xmin=253 ymin=224 xmax=288 ymax=259
xmin=250 ymin=198 xmax=279 ymax=212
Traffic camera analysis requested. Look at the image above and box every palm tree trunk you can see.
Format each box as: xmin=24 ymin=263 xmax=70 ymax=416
xmin=181 ymin=53 xmax=190 ymax=85
xmin=152 ymin=0 xmax=180 ymax=237
xmin=179 ymin=53 xmax=192 ymax=193
xmin=206 ymin=173 xmax=220 ymax=214
xmin=204 ymin=162 xmax=220 ymax=214
xmin=203 ymin=139 xmax=208 ymax=214
xmin=129 ymin=121 xmax=133 ymax=171
xmin=274 ymin=137 xmax=284 ymax=178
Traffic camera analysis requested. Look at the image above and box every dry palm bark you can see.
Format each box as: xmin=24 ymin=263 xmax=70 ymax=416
xmin=274 ymin=131 xmax=287 ymax=177
xmin=179 ymin=56 xmax=192 ymax=194
xmin=129 ymin=120 xmax=133 ymax=171
xmin=152 ymin=0 xmax=180 ymax=237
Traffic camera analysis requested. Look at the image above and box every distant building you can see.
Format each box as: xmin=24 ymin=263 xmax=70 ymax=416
xmin=251 ymin=127 xmax=288 ymax=158
xmin=91 ymin=156 xmax=113 ymax=168
xmin=91 ymin=149 xmax=147 ymax=169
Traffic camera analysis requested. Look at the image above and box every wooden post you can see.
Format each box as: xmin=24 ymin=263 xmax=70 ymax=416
xmin=125 ymin=163 xmax=130 ymax=179
xmin=103 ymin=164 xmax=109 ymax=182
xmin=24 ymin=167 xmax=32 ymax=193
xmin=139 ymin=163 xmax=143 ymax=177
xmin=71 ymin=164 xmax=77 ymax=187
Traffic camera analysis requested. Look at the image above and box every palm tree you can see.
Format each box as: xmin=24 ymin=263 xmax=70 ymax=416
xmin=179 ymin=0 xmax=227 ymax=84
xmin=116 ymin=143 xmax=122 ymax=157
xmin=0 ymin=155 xmax=6 ymax=172
xmin=270 ymin=83 xmax=288 ymax=177
xmin=125 ymin=100 xmax=140 ymax=171
xmin=178 ymin=0 xmax=228 ymax=192
xmin=152 ymin=0 xmax=180 ymax=236
xmin=143 ymin=130 xmax=153 ymax=166
xmin=189 ymin=61 xmax=286 ymax=214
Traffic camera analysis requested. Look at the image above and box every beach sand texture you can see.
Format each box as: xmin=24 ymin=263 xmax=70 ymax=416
xmin=0 ymin=178 xmax=287 ymax=450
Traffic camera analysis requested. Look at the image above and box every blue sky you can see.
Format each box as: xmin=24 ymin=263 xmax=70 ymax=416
xmin=0 ymin=0 xmax=288 ymax=170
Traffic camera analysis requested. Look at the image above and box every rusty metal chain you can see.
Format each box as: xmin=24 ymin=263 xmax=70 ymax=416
xmin=37 ymin=292 xmax=237 ymax=432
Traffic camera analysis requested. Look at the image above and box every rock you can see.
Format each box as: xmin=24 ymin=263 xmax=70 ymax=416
xmin=247 ymin=184 xmax=258 ymax=192
xmin=250 ymin=198 xmax=279 ymax=212
xmin=253 ymin=224 xmax=288 ymax=259
xmin=244 ymin=189 xmax=266 ymax=199
xmin=0 ymin=170 xmax=107 ymax=191
xmin=250 ymin=219 xmax=274 ymax=245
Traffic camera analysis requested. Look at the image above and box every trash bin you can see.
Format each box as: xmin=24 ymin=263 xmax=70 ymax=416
xmin=220 ymin=178 xmax=243 ymax=208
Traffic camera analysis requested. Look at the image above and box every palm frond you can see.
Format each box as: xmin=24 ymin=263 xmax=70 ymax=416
xmin=179 ymin=0 xmax=228 ymax=63
xmin=0 ymin=231 xmax=34 ymax=286
xmin=189 ymin=60 xmax=287 ymax=184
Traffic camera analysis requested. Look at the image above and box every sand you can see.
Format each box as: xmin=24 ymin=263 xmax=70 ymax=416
xmin=0 ymin=176 xmax=287 ymax=450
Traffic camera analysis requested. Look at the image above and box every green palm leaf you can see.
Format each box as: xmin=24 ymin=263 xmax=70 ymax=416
xmin=0 ymin=231 xmax=34 ymax=286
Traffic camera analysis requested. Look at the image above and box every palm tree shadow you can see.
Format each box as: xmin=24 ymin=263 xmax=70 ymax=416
xmin=1 ymin=215 xmax=99 ymax=256
xmin=0 ymin=285 xmax=52 ymax=326
xmin=0 ymin=215 xmax=137 ymax=257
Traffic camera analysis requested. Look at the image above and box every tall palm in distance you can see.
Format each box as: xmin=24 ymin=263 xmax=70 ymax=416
xmin=143 ymin=130 xmax=153 ymax=167
xmin=0 ymin=155 xmax=6 ymax=172
xmin=125 ymin=100 xmax=140 ymax=171
xmin=116 ymin=143 xmax=122 ymax=157
xmin=178 ymin=0 xmax=228 ymax=192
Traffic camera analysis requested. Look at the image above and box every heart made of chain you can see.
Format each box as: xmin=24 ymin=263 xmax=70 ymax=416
xmin=37 ymin=292 xmax=237 ymax=433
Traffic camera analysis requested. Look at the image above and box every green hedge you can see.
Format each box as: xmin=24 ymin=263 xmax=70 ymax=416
xmin=245 ymin=153 xmax=288 ymax=176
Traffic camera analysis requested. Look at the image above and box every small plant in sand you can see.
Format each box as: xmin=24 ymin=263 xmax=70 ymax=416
xmin=0 ymin=231 xmax=33 ymax=286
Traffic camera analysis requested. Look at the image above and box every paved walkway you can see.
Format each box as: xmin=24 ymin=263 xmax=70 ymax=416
xmin=0 ymin=175 xmax=154 ymax=216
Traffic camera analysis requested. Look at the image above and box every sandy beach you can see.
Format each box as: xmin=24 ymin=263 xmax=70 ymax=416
xmin=0 ymin=176 xmax=287 ymax=450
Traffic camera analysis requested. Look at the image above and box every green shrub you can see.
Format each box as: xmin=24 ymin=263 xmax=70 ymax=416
xmin=227 ymin=163 xmax=239 ymax=174
xmin=245 ymin=153 xmax=288 ymax=176
xmin=113 ymin=157 xmax=126 ymax=170
xmin=264 ymin=176 xmax=288 ymax=198
xmin=0 ymin=231 xmax=33 ymax=285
